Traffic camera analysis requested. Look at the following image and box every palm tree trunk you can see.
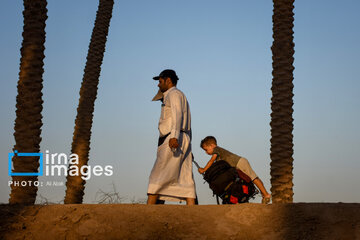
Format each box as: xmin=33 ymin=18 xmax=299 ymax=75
xmin=270 ymin=0 xmax=295 ymax=203
xmin=9 ymin=0 xmax=48 ymax=204
xmin=64 ymin=0 xmax=114 ymax=204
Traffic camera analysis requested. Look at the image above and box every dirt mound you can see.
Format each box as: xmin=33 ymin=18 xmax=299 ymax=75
xmin=1 ymin=203 xmax=359 ymax=239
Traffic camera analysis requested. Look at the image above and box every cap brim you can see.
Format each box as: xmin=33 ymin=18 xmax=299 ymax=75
xmin=153 ymin=76 xmax=160 ymax=80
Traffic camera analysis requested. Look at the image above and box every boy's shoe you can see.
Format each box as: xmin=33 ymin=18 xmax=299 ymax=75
xmin=261 ymin=196 xmax=271 ymax=204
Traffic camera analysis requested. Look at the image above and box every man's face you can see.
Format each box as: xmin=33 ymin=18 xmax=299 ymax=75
xmin=158 ymin=77 xmax=169 ymax=93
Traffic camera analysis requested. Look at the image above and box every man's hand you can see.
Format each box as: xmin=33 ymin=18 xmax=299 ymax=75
xmin=198 ymin=168 xmax=206 ymax=174
xmin=169 ymin=138 xmax=179 ymax=149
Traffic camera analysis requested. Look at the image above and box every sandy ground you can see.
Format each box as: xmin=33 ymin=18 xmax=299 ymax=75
xmin=0 ymin=203 xmax=359 ymax=240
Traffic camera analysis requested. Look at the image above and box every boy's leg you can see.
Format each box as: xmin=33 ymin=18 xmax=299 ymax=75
xmin=237 ymin=158 xmax=271 ymax=202
xmin=237 ymin=158 xmax=258 ymax=183
xmin=253 ymin=178 xmax=271 ymax=198
xmin=147 ymin=194 xmax=159 ymax=204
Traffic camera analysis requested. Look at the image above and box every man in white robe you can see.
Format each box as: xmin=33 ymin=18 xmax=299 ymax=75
xmin=147 ymin=69 xmax=196 ymax=205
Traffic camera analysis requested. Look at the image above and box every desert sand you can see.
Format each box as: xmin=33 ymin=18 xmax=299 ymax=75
xmin=1 ymin=203 xmax=359 ymax=239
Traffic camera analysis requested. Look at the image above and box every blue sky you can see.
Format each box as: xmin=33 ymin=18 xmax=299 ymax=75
xmin=0 ymin=0 xmax=359 ymax=204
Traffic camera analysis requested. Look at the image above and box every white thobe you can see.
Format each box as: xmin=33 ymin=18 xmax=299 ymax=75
xmin=147 ymin=87 xmax=196 ymax=201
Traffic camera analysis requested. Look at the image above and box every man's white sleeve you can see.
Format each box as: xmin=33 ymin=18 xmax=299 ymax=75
xmin=169 ymin=91 xmax=183 ymax=140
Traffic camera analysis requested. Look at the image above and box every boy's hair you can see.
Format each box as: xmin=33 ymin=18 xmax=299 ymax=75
xmin=200 ymin=136 xmax=217 ymax=148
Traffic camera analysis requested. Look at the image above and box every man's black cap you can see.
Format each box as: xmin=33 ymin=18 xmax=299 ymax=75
xmin=153 ymin=69 xmax=179 ymax=81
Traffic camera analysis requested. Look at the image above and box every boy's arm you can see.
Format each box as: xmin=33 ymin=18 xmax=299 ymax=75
xmin=198 ymin=154 xmax=217 ymax=174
